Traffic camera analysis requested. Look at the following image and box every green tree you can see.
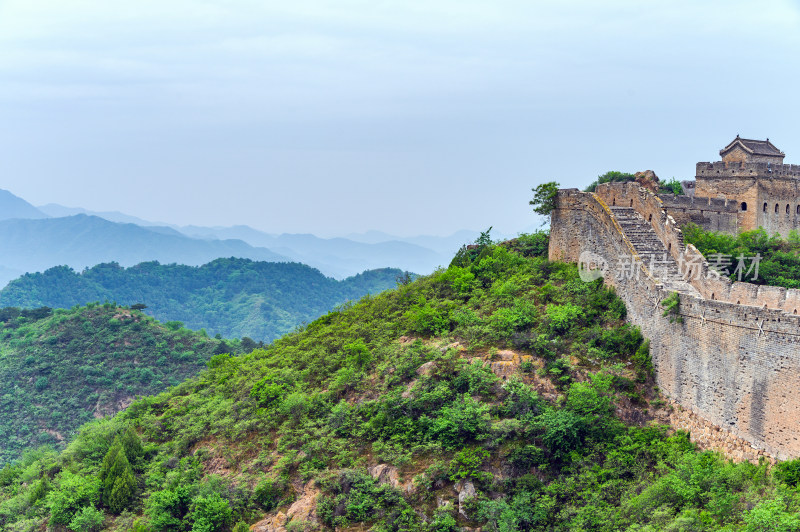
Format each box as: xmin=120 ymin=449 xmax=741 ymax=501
xmin=100 ymin=439 xmax=136 ymax=513
xmin=69 ymin=505 xmax=105 ymax=532
xmin=529 ymin=182 xmax=560 ymax=224
xmin=584 ymin=170 xmax=635 ymax=192
xmin=659 ymin=177 xmax=684 ymax=195
xmin=190 ymin=492 xmax=232 ymax=532
xmin=119 ymin=425 xmax=144 ymax=470
xmin=35 ymin=376 xmax=48 ymax=391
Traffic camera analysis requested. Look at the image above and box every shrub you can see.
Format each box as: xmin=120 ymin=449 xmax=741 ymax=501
xmin=35 ymin=376 xmax=49 ymax=392
xmin=251 ymin=378 xmax=286 ymax=407
xmin=280 ymin=392 xmax=311 ymax=419
xmin=490 ymin=300 xmax=537 ymax=338
xmin=632 ymin=339 xmax=653 ymax=378
xmin=584 ymin=171 xmax=635 ymax=193
xmin=509 ymin=445 xmax=546 ymax=472
xmin=254 ymin=477 xmax=288 ymax=511
xmin=442 ymin=267 xmax=477 ymax=296
xmin=342 ymin=338 xmax=371 ymax=368
xmin=69 ymin=506 xmax=105 ymax=532
xmin=430 ymin=503 xmax=458 ymax=532
xmin=774 ymin=459 xmax=800 ymax=487
xmin=502 ymin=378 xmax=540 ymax=418
xmin=546 ymin=304 xmax=583 ymax=334
xmin=453 ymin=359 xmax=498 ymax=396
xmin=427 ymin=395 xmax=491 ymax=449
xmin=662 ymin=292 xmax=683 ymax=323
xmin=190 ymin=492 xmax=232 ymax=532
xmin=742 ymin=497 xmax=800 ymax=532
xmin=405 ymin=298 xmax=450 ymax=336
xmin=47 ymin=472 xmax=101 ymax=526
xmin=449 ymin=447 xmax=491 ymax=483
xmin=145 ymin=486 xmax=192 ymax=530
xmin=537 ymin=408 xmax=587 ymax=461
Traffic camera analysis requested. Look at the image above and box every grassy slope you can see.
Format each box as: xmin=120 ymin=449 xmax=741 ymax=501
xmin=0 ymin=258 xmax=407 ymax=342
xmin=0 ymin=305 xmax=235 ymax=466
xmin=2 ymin=235 xmax=800 ymax=531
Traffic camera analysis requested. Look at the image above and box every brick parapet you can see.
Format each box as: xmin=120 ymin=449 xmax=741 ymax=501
xmin=697 ymin=161 xmax=800 ymax=179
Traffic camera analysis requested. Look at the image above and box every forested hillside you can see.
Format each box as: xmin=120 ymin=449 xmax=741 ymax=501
xmin=0 ymin=259 xmax=407 ymax=341
xmin=2 ymin=233 xmax=799 ymax=531
xmin=0 ymin=305 xmax=237 ymax=466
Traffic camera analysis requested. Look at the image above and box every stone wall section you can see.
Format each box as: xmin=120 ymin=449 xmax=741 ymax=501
xmin=658 ymin=194 xmax=740 ymax=233
xmin=550 ymin=184 xmax=800 ymax=460
xmin=664 ymin=399 xmax=774 ymax=464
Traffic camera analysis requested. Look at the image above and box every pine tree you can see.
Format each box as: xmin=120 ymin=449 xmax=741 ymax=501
xmin=107 ymin=461 xmax=136 ymax=514
xmin=119 ymin=425 xmax=144 ymax=470
xmin=100 ymin=437 xmax=137 ymax=513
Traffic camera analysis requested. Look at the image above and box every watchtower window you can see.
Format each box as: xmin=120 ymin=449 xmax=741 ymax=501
xmin=796 ymin=205 xmax=799 ymax=215
xmin=787 ymin=204 xmax=791 ymax=215
xmin=630 ymin=199 xmax=633 ymax=207
xmin=741 ymin=202 xmax=747 ymax=211
xmin=775 ymin=203 xmax=779 ymax=214
xmin=763 ymin=202 xmax=768 ymax=212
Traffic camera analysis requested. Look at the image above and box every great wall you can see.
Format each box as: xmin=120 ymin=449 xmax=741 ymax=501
xmin=549 ymin=137 xmax=800 ymax=461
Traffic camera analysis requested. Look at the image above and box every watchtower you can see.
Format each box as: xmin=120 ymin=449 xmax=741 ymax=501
xmin=694 ymin=137 xmax=800 ymax=235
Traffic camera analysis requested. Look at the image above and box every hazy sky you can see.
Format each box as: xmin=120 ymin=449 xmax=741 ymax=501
xmin=2 ymin=1 xmax=799 ymax=236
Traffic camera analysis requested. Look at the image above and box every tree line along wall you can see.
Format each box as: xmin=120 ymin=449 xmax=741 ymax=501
xmin=550 ymin=184 xmax=800 ymax=460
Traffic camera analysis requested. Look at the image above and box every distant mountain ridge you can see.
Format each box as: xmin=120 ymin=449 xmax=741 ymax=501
xmin=175 ymin=224 xmax=447 ymax=276
xmin=36 ymin=201 xmax=482 ymax=276
xmin=0 ymin=189 xmax=486 ymax=288
xmin=0 ymin=214 xmax=290 ymax=287
xmin=0 ymin=257 xmax=406 ymax=341
xmin=0 ymin=189 xmax=49 ymax=220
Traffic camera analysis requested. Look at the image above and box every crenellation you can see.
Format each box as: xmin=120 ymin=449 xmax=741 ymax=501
xmin=696 ymin=161 xmax=800 ymax=179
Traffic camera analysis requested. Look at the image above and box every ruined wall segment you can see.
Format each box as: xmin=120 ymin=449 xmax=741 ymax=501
xmin=550 ymin=183 xmax=800 ymax=460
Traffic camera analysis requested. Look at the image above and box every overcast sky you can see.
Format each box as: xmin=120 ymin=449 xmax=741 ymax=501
xmin=1 ymin=1 xmax=799 ymax=236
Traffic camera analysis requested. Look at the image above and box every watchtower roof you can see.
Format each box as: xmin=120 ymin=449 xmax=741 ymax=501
xmin=720 ymin=136 xmax=784 ymax=158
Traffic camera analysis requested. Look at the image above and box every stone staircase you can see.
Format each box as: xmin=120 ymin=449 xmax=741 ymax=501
xmin=609 ymin=206 xmax=700 ymax=296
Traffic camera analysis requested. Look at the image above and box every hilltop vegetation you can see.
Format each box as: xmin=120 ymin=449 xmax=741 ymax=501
xmin=683 ymin=224 xmax=800 ymax=288
xmin=584 ymin=171 xmax=683 ymax=195
xmin=0 ymin=304 xmax=237 ymax=466
xmin=0 ymin=258 xmax=407 ymax=341
xmin=2 ymin=233 xmax=800 ymax=531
